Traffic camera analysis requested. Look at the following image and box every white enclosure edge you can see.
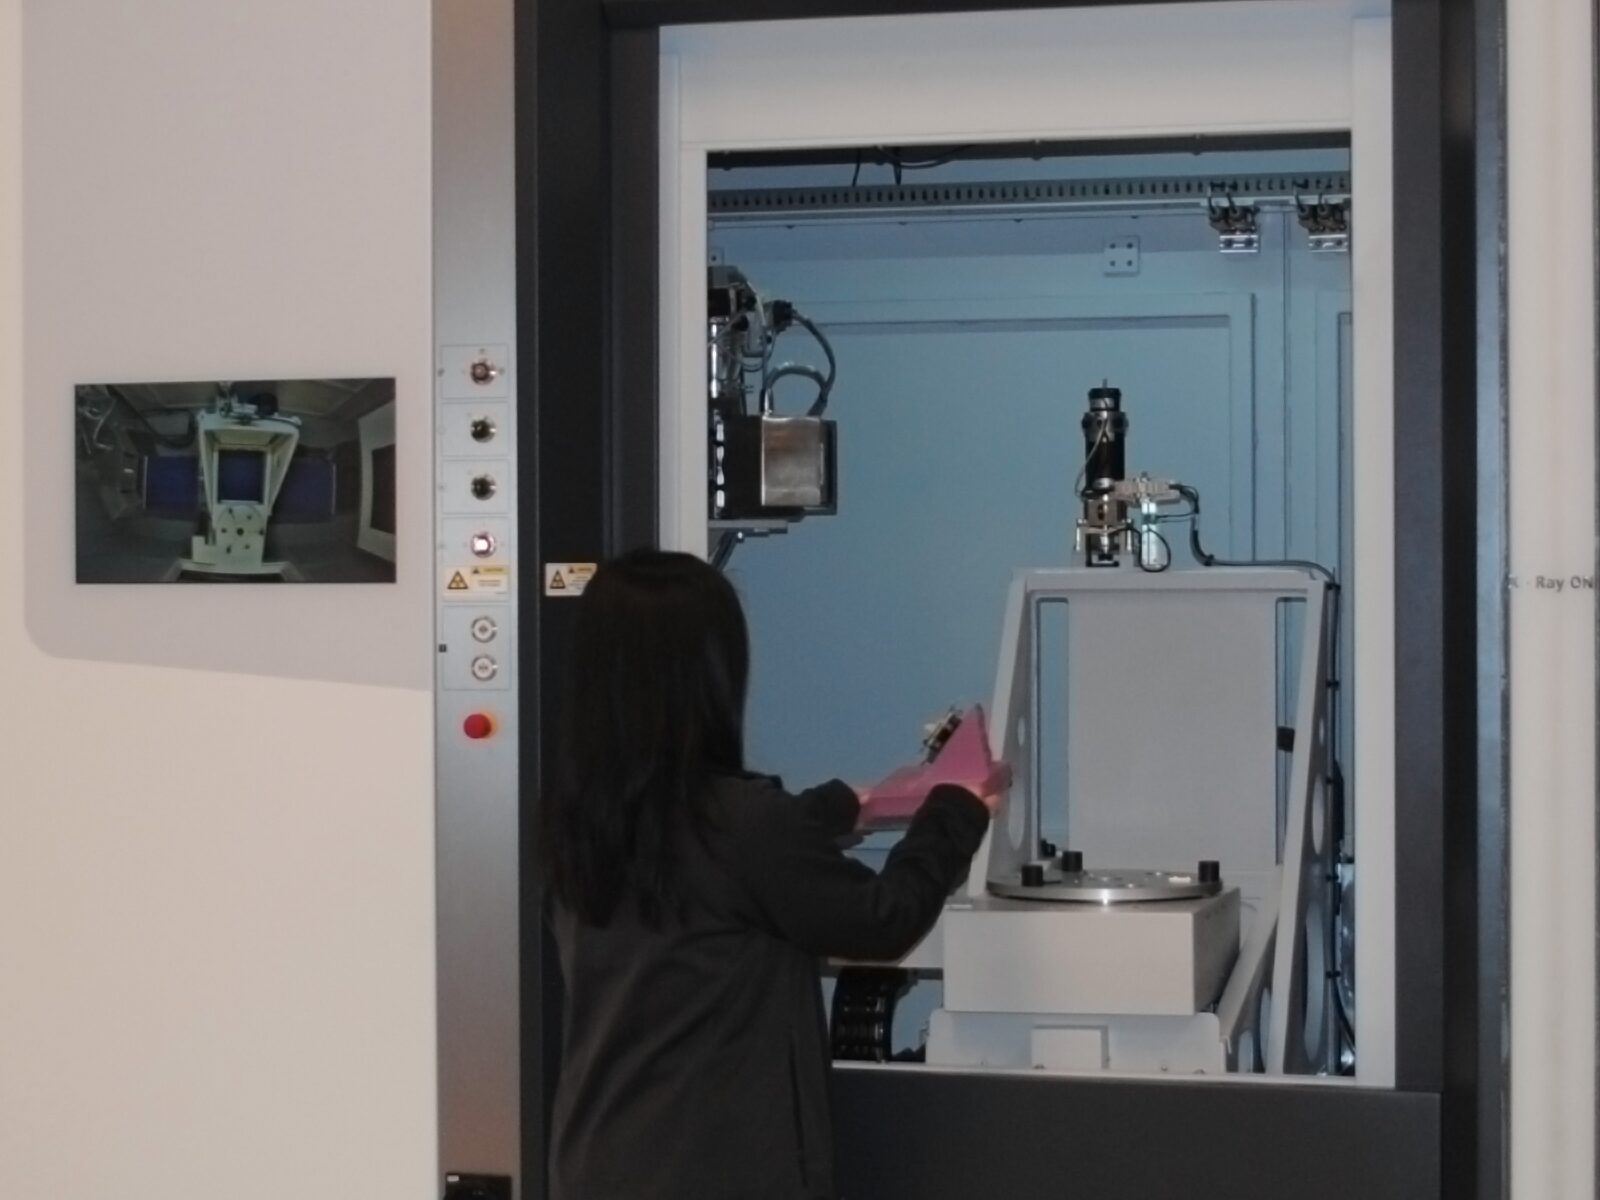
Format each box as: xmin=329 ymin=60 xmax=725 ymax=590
xmin=658 ymin=1 xmax=1397 ymax=1086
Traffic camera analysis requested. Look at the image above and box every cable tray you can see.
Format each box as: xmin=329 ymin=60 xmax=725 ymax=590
xmin=708 ymin=171 xmax=1351 ymax=225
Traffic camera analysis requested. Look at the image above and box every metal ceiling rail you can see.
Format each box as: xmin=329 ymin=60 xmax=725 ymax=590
xmin=706 ymin=170 xmax=1352 ymax=226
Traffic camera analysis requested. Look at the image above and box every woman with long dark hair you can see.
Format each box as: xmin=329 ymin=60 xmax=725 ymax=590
xmin=539 ymin=549 xmax=994 ymax=1200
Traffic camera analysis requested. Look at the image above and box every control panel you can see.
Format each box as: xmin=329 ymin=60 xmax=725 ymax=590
xmin=434 ymin=337 xmax=521 ymax=1186
xmin=438 ymin=343 xmax=514 ymax=714
xmin=435 ymin=0 xmax=520 ymax=1188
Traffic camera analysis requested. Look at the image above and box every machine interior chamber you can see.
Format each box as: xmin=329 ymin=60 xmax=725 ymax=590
xmin=699 ymin=138 xmax=1361 ymax=1081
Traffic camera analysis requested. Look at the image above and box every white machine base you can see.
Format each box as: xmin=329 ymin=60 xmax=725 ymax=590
xmin=925 ymin=1009 xmax=1228 ymax=1075
xmin=941 ymin=890 xmax=1240 ymax=1016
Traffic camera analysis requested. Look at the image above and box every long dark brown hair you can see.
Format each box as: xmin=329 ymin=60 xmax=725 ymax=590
xmin=538 ymin=549 xmax=749 ymax=927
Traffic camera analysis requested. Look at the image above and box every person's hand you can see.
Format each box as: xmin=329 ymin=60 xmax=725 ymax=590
xmin=850 ymin=785 xmax=875 ymax=831
xmin=972 ymin=764 xmax=1011 ymax=815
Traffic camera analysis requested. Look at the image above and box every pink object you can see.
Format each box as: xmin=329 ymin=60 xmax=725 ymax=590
xmin=857 ymin=706 xmax=1012 ymax=830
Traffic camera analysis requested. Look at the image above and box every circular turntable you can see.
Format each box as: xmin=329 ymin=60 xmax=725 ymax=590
xmin=988 ymin=855 xmax=1223 ymax=904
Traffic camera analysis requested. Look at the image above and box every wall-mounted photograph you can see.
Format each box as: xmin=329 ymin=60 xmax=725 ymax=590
xmin=75 ymin=378 xmax=397 ymax=583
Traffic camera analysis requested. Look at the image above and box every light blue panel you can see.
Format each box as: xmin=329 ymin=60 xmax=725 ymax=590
xmin=731 ymin=302 xmax=1246 ymax=790
xmin=714 ymin=204 xmax=1351 ymax=826
xmin=715 ymin=149 xmax=1353 ymax=1057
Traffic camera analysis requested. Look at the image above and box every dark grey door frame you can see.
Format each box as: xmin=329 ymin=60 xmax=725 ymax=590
xmin=514 ymin=1 xmax=1509 ymax=1196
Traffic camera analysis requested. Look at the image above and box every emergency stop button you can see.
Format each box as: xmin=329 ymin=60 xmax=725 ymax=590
xmin=463 ymin=713 xmax=495 ymax=740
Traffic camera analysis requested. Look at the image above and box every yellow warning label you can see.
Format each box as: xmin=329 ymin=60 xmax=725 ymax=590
xmin=545 ymin=562 xmax=597 ymax=598
xmin=443 ymin=564 xmax=512 ymax=597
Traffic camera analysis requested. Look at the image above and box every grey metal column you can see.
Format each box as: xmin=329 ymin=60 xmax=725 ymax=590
xmin=436 ymin=0 xmax=520 ymax=1194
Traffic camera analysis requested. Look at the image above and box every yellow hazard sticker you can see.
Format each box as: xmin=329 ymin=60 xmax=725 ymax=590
xmin=544 ymin=563 xmax=596 ymax=597
xmin=443 ymin=565 xmax=511 ymax=596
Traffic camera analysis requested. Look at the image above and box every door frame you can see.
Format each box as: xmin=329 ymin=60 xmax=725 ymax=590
xmin=512 ymin=1 xmax=1507 ymax=1196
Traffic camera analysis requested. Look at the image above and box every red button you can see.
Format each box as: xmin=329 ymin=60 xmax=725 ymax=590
xmin=463 ymin=713 xmax=495 ymax=740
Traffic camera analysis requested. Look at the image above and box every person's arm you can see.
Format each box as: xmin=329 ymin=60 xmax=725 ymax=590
xmin=728 ymin=781 xmax=991 ymax=962
xmin=793 ymin=779 xmax=862 ymax=840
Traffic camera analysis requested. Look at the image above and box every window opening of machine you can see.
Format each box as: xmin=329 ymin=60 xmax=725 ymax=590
xmin=707 ymin=135 xmax=1353 ymax=1081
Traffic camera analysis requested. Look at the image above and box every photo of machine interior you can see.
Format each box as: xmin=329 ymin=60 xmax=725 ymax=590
xmin=74 ymin=377 xmax=398 ymax=583
xmin=705 ymin=140 xmax=1356 ymax=1080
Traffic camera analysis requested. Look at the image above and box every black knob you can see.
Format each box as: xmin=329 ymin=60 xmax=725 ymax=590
xmin=1021 ymin=863 xmax=1046 ymax=888
xmin=1199 ymin=859 xmax=1221 ymax=885
xmin=1060 ymin=849 xmax=1083 ymax=873
xmin=1087 ymin=384 xmax=1122 ymax=408
xmin=471 ymin=474 xmax=497 ymax=500
xmin=1039 ymin=838 xmax=1057 ymax=859
xmin=470 ymin=416 xmax=496 ymax=443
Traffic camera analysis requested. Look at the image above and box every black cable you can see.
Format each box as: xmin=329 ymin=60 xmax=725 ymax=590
xmin=849 ymin=145 xmax=976 ymax=187
xmin=710 ymin=531 xmax=741 ymax=572
xmin=795 ymin=314 xmax=836 ymax=415
xmin=1135 ymin=526 xmax=1172 ymax=573
xmin=1177 ymin=485 xmax=1336 ymax=584
xmin=761 ymin=310 xmax=838 ymax=416
xmin=763 ymin=365 xmax=828 ymax=411
xmin=1179 ymin=481 xmax=1351 ymax=1063
xmin=879 ymin=144 xmax=975 ymax=171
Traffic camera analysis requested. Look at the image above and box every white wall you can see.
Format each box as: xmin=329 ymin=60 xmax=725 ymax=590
xmin=0 ymin=2 xmax=438 ymax=1198
xmin=1508 ymin=0 xmax=1597 ymax=1195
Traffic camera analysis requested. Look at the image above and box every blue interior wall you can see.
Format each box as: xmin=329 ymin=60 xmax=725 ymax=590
xmin=715 ymin=171 xmax=1353 ymax=823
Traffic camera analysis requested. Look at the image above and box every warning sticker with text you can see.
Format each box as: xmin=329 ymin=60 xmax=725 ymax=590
xmin=443 ymin=565 xmax=511 ymax=596
xmin=545 ymin=563 xmax=597 ymax=597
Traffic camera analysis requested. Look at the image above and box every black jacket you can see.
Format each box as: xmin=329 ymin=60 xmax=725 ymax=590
xmin=547 ymin=776 xmax=990 ymax=1200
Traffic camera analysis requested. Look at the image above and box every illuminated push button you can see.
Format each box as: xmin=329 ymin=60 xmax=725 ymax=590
xmin=463 ymin=712 xmax=495 ymax=740
xmin=470 ymin=531 xmax=497 ymax=557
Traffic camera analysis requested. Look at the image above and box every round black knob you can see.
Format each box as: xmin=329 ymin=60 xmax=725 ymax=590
xmin=471 ymin=474 xmax=497 ymax=500
xmin=1199 ymin=859 xmax=1221 ymax=885
xmin=1060 ymin=849 xmax=1083 ymax=873
xmin=470 ymin=416 xmax=496 ymax=443
xmin=1021 ymin=863 xmax=1046 ymax=888
xmin=1039 ymin=838 xmax=1057 ymax=859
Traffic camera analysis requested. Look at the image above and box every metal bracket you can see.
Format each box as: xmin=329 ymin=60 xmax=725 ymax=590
xmin=1207 ymin=193 xmax=1260 ymax=254
xmin=1296 ymin=190 xmax=1351 ymax=253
